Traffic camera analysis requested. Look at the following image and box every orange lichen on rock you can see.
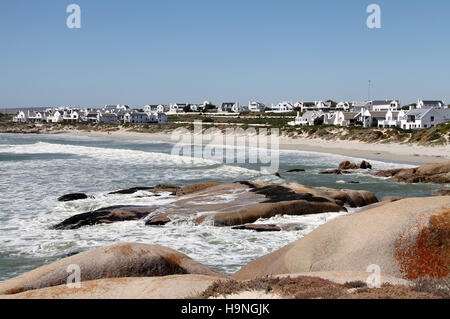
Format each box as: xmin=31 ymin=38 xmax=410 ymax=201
xmin=395 ymin=208 xmax=450 ymax=279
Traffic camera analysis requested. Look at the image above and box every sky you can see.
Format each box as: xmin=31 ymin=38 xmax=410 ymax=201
xmin=0 ymin=0 xmax=449 ymax=108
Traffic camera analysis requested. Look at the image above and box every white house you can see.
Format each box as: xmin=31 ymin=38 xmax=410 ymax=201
xmin=124 ymin=111 xmax=149 ymax=124
xmin=147 ymin=112 xmax=168 ymax=124
xmin=371 ymin=100 xmax=400 ymax=111
xmin=99 ymin=113 xmax=118 ymax=124
xmin=324 ymin=111 xmax=361 ymax=126
xmin=350 ymin=101 xmax=372 ymax=112
xmin=104 ymin=104 xmax=130 ymax=112
xmin=368 ymin=111 xmax=389 ymax=127
xmin=47 ymin=110 xmax=64 ymax=123
xmin=62 ymin=110 xmax=79 ymax=122
xmin=269 ymin=101 xmax=294 ymax=113
xmin=288 ymin=111 xmax=324 ymax=126
xmin=416 ymin=100 xmax=446 ymax=109
xmin=378 ymin=110 xmax=406 ymax=128
xmin=168 ymin=103 xmax=186 ymax=114
xmin=144 ymin=105 xmax=159 ymax=113
xmin=219 ymin=102 xmax=241 ymax=113
xmin=27 ymin=111 xmax=44 ymax=123
xmin=399 ymin=108 xmax=450 ymax=130
xmin=13 ymin=111 xmax=27 ymax=123
xmin=248 ymin=101 xmax=266 ymax=112
xmin=86 ymin=112 xmax=100 ymax=123
xmin=336 ymin=102 xmax=351 ymax=111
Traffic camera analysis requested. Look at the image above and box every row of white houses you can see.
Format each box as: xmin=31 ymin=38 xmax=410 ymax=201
xmin=13 ymin=105 xmax=168 ymax=125
xmin=289 ymin=107 xmax=450 ymax=130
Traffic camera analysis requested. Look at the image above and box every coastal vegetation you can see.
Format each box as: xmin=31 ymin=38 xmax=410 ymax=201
xmin=1 ymin=114 xmax=449 ymax=146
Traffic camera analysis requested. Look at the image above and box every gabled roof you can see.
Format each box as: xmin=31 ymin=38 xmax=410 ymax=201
xmin=369 ymin=111 xmax=388 ymax=118
xmin=372 ymin=100 xmax=399 ymax=106
xmin=436 ymin=108 xmax=450 ymax=120
xmin=421 ymin=100 xmax=445 ymax=106
xmin=101 ymin=113 xmax=117 ymax=118
xmin=343 ymin=112 xmax=360 ymax=120
xmin=406 ymin=108 xmax=430 ymax=119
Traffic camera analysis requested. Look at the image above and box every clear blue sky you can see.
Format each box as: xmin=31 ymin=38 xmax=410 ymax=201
xmin=1 ymin=0 xmax=449 ymax=108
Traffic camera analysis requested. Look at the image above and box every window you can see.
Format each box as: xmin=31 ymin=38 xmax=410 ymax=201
xmin=431 ymin=116 xmax=434 ymax=122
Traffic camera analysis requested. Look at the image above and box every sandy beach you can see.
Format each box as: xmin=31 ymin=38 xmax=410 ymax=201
xmin=64 ymin=128 xmax=449 ymax=165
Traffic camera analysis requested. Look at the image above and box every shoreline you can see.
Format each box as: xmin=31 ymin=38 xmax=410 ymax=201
xmin=45 ymin=129 xmax=450 ymax=165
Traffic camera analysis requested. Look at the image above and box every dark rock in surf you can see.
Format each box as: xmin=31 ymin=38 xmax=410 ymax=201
xmin=287 ymin=168 xmax=305 ymax=173
xmin=52 ymin=205 xmax=156 ymax=230
xmin=57 ymin=193 xmax=89 ymax=202
xmin=108 ymin=187 xmax=155 ymax=195
xmin=232 ymin=224 xmax=281 ymax=232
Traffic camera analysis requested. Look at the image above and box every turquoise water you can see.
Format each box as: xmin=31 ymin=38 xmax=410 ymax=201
xmin=0 ymin=133 xmax=443 ymax=281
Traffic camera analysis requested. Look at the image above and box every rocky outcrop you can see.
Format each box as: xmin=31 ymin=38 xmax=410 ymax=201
xmin=287 ymin=168 xmax=305 ymax=173
xmin=175 ymin=182 xmax=219 ymax=196
xmin=233 ymin=197 xmax=450 ymax=281
xmin=53 ymin=182 xmax=378 ymax=229
xmin=0 ymin=243 xmax=225 ymax=295
xmin=52 ymin=206 xmax=157 ymax=230
xmin=282 ymin=183 xmax=378 ymax=208
xmin=57 ymin=193 xmax=89 ymax=202
xmin=321 ymin=161 xmax=372 ymax=175
xmin=381 ymin=196 xmax=407 ymax=202
xmin=108 ymin=184 xmax=180 ymax=195
xmin=339 ymin=160 xmax=372 ymax=170
xmin=232 ymin=224 xmax=282 ymax=232
xmin=374 ymin=161 xmax=450 ymax=184
xmin=320 ymin=169 xmax=351 ymax=175
xmin=1 ymin=275 xmax=223 ymax=299
xmin=145 ymin=182 xmax=377 ymax=227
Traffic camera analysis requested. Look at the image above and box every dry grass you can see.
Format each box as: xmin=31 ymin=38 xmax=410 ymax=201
xmin=199 ymin=276 xmax=447 ymax=299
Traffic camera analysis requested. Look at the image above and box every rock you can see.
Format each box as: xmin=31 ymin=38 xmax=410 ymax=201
xmin=374 ymin=161 xmax=450 ymax=184
xmin=176 ymin=182 xmax=219 ymax=196
xmin=0 ymin=243 xmax=225 ymax=295
xmin=1 ymin=275 xmax=224 ymax=299
xmin=273 ymin=172 xmax=281 ymax=177
xmin=233 ymin=197 xmax=450 ymax=280
xmin=287 ymin=168 xmax=305 ymax=173
xmin=338 ymin=161 xmax=359 ymax=170
xmin=433 ymin=189 xmax=450 ymax=196
xmin=320 ymin=169 xmax=351 ymax=175
xmin=282 ymin=183 xmax=378 ymax=208
xmin=381 ymin=196 xmax=407 ymax=202
xmin=108 ymin=185 xmax=180 ymax=195
xmin=52 ymin=205 xmax=157 ymax=230
xmin=57 ymin=193 xmax=89 ymax=202
xmin=145 ymin=182 xmax=378 ymax=226
xmin=108 ymin=187 xmax=155 ymax=195
xmin=359 ymin=161 xmax=372 ymax=170
xmin=338 ymin=160 xmax=372 ymax=170
xmin=232 ymin=224 xmax=282 ymax=232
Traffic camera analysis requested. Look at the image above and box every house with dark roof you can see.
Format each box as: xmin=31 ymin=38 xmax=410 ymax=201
xmin=371 ymin=100 xmax=400 ymax=111
xmin=417 ymin=99 xmax=446 ymax=109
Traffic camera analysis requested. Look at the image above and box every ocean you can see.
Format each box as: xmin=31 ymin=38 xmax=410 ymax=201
xmin=0 ymin=133 xmax=442 ymax=281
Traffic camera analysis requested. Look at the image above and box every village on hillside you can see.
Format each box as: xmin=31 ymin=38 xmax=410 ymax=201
xmin=7 ymin=99 xmax=450 ymax=130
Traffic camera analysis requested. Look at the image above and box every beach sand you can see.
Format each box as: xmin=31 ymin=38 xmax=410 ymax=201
xmin=63 ymin=128 xmax=449 ymax=165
